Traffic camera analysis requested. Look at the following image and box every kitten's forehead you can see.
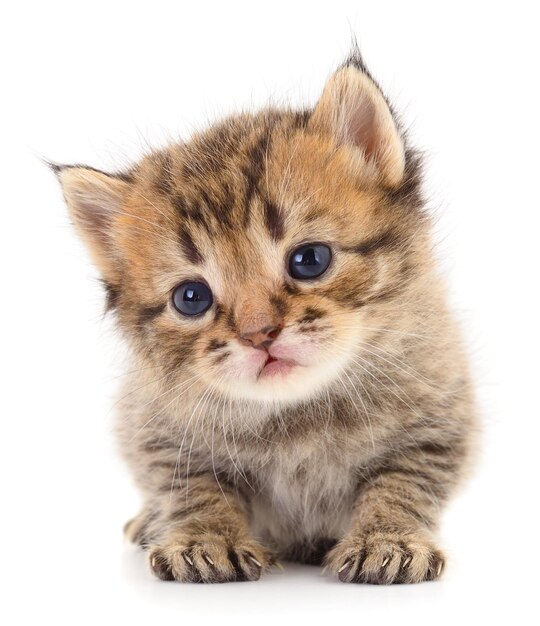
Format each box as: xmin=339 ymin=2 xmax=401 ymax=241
xmin=134 ymin=110 xmax=386 ymax=254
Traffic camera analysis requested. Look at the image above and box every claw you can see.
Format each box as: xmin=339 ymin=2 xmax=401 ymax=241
xmin=436 ymin=561 xmax=443 ymax=576
xmin=204 ymin=554 xmax=215 ymax=566
xmin=338 ymin=560 xmax=351 ymax=573
xmin=382 ymin=557 xmax=390 ymax=567
xmin=273 ymin=561 xmax=284 ymax=571
xmin=248 ymin=555 xmax=262 ymax=568
xmin=183 ymin=553 xmax=193 ymax=566
xmin=403 ymin=556 xmax=412 ymax=567
xmin=150 ymin=555 xmax=157 ymax=568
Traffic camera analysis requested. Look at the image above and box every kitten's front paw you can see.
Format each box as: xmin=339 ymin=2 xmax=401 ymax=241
xmin=326 ymin=530 xmax=445 ymax=584
xmin=148 ymin=533 xmax=273 ymax=583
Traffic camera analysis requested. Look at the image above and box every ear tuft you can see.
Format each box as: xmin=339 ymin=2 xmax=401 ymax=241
xmin=55 ymin=165 xmax=130 ymax=281
xmin=310 ymin=54 xmax=405 ymax=188
xmin=341 ymin=40 xmax=371 ymax=76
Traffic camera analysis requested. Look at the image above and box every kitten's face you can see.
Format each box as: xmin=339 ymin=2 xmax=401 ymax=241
xmin=59 ymin=63 xmax=424 ymax=406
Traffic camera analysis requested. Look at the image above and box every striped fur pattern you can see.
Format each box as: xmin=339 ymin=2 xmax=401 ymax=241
xmin=57 ymin=51 xmax=476 ymax=584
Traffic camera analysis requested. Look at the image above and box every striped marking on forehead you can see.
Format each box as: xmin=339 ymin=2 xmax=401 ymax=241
xmin=148 ymin=111 xmax=315 ymax=258
xmin=179 ymin=227 xmax=203 ymax=264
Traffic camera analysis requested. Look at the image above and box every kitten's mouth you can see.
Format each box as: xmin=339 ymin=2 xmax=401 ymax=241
xmin=258 ymin=354 xmax=296 ymax=379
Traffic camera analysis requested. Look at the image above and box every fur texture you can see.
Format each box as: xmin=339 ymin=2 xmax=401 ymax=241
xmin=57 ymin=51 xmax=476 ymax=584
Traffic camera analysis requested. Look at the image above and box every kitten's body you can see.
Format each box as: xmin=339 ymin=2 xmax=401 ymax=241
xmin=118 ymin=256 xmax=472 ymax=569
xmin=58 ymin=53 xmax=475 ymax=584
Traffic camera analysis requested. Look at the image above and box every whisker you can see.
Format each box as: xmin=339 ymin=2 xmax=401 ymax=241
xmin=128 ymin=373 xmax=204 ymax=443
xmin=222 ymin=393 xmax=254 ymax=489
xmin=185 ymin=379 xmax=224 ymax=500
xmin=358 ymin=340 xmax=436 ymax=388
xmin=209 ymin=382 xmax=231 ymax=505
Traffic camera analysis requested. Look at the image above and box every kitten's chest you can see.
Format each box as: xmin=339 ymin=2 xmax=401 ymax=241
xmin=237 ymin=431 xmax=375 ymax=547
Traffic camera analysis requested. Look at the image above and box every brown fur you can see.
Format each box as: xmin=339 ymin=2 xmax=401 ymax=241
xmin=57 ymin=51 xmax=476 ymax=584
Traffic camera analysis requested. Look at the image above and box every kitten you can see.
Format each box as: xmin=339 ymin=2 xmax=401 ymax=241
xmin=55 ymin=51 xmax=475 ymax=584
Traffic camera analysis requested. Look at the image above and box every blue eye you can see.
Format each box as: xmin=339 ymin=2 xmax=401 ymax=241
xmin=289 ymin=243 xmax=332 ymax=279
xmin=172 ymin=281 xmax=213 ymax=316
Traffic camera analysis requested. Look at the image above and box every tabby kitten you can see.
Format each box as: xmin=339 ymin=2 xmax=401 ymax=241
xmin=56 ymin=51 xmax=475 ymax=584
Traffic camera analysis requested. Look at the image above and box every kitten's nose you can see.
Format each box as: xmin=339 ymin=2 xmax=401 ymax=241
xmin=239 ymin=325 xmax=281 ymax=350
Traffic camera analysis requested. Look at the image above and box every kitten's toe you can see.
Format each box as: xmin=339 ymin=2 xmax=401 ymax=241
xmin=149 ymin=550 xmax=175 ymax=581
xmin=325 ymin=531 xmax=445 ymax=584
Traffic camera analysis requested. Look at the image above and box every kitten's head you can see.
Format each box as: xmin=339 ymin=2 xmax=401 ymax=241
xmin=57 ymin=54 xmax=427 ymax=405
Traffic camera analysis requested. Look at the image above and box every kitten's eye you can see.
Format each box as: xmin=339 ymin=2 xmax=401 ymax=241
xmin=172 ymin=281 xmax=213 ymax=316
xmin=288 ymin=244 xmax=332 ymax=280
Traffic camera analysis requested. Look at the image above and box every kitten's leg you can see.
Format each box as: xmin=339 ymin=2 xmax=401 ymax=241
xmin=326 ymin=440 xmax=465 ymax=584
xmin=125 ymin=475 xmax=272 ymax=583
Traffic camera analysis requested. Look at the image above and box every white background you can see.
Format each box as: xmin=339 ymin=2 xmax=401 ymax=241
xmin=2 ymin=1 xmax=539 ymax=624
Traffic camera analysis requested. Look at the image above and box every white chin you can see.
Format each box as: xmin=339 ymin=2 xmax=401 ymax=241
xmin=220 ymin=361 xmax=341 ymax=405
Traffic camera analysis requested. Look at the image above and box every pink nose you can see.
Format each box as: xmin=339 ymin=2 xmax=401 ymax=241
xmin=239 ymin=325 xmax=281 ymax=350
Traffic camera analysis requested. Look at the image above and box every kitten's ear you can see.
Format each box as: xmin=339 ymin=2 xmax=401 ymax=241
xmin=310 ymin=58 xmax=405 ymax=187
xmin=54 ymin=165 xmax=129 ymax=282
